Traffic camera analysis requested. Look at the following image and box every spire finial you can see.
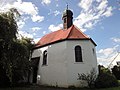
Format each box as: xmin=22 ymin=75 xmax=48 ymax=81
xmin=66 ymin=2 xmax=68 ymax=9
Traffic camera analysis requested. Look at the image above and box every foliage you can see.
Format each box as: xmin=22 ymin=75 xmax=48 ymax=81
xmin=10 ymin=38 xmax=34 ymax=83
xmin=0 ymin=8 xmax=18 ymax=84
xmin=111 ymin=65 xmax=120 ymax=80
xmin=98 ymin=65 xmax=111 ymax=74
xmin=0 ymin=8 xmax=19 ymax=42
xmin=0 ymin=8 xmax=34 ymax=86
xmin=78 ymin=68 xmax=97 ymax=88
xmin=95 ymin=65 xmax=118 ymax=88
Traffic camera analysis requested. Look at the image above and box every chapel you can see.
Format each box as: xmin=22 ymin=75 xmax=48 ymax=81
xmin=31 ymin=7 xmax=98 ymax=87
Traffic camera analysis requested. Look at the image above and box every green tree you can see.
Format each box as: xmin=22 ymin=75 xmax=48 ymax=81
xmin=0 ymin=8 xmax=19 ymax=84
xmin=10 ymin=38 xmax=34 ymax=84
xmin=95 ymin=65 xmax=118 ymax=88
xmin=112 ymin=65 xmax=120 ymax=80
xmin=0 ymin=8 xmax=33 ymax=86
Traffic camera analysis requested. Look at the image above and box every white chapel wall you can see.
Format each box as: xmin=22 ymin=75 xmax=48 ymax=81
xmin=32 ymin=40 xmax=98 ymax=87
xmin=36 ymin=41 xmax=68 ymax=87
xmin=65 ymin=40 xmax=98 ymax=87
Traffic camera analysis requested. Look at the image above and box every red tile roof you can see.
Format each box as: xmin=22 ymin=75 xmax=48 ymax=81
xmin=35 ymin=25 xmax=96 ymax=48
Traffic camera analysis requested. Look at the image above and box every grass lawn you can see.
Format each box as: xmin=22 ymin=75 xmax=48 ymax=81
xmin=97 ymin=87 xmax=120 ymax=90
xmin=0 ymin=86 xmax=120 ymax=90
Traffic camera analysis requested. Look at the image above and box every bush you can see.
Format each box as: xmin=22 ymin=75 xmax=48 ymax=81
xmin=78 ymin=68 xmax=97 ymax=88
xmin=95 ymin=72 xmax=118 ymax=88
xmin=112 ymin=65 xmax=120 ymax=80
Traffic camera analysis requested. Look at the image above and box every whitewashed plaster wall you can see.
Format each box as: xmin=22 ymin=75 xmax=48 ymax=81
xmin=32 ymin=40 xmax=98 ymax=87
xmin=32 ymin=41 xmax=68 ymax=87
xmin=65 ymin=40 xmax=98 ymax=87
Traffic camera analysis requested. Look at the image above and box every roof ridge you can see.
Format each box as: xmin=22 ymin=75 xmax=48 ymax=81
xmin=66 ymin=25 xmax=74 ymax=39
xmin=74 ymin=25 xmax=89 ymax=38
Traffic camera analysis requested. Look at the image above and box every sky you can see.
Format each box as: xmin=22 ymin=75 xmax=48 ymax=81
xmin=0 ymin=0 xmax=120 ymax=68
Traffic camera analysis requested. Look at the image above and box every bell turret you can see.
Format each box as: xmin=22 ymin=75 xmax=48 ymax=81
xmin=62 ymin=5 xmax=73 ymax=29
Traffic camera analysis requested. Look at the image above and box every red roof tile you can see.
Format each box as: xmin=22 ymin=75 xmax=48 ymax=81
xmin=35 ymin=25 xmax=96 ymax=48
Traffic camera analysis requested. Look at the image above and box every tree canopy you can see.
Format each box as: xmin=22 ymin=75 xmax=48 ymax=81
xmin=0 ymin=8 xmax=34 ymax=86
xmin=112 ymin=65 xmax=120 ymax=80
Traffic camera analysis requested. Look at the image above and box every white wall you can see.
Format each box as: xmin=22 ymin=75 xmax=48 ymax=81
xmin=65 ymin=40 xmax=98 ymax=87
xmin=32 ymin=41 xmax=68 ymax=87
xmin=32 ymin=40 xmax=98 ymax=87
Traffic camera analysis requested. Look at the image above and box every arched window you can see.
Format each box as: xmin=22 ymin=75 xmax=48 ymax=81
xmin=43 ymin=50 xmax=47 ymax=65
xmin=75 ymin=45 xmax=82 ymax=62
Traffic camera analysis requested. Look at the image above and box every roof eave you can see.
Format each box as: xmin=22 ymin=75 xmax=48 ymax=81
xmin=89 ymin=38 xmax=97 ymax=46
xmin=33 ymin=38 xmax=97 ymax=49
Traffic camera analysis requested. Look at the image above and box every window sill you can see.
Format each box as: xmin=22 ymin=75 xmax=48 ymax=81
xmin=74 ymin=62 xmax=84 ymax=64
xmin=42 ymin=65 xmax=48 ymax=67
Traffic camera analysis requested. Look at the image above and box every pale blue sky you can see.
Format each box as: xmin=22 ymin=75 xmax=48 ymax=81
xmin=0 ymin=0 xmax=120 ymax=67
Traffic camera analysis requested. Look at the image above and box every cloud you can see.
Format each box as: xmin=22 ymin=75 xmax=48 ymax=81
xmin=97 ymin=46 xmax=117 ymax=57
xmin=23 ymin=16 xmax=29 ymax=21
xmin=48 ymin=10 xmax=60 ymax=16
xmin=53 ymin=10 xmax=60 ymax=16
xmin=78 ymin=0 xmax=93 ymax=11
xmin=97 ymin=45 xmax=120 ymax=67
xmin=0 ymin=0 xmax=44 ymax=23
xmin=84 ymin=22 xmax=93 ymax=28
xmin=73 ymin=12 xmax=94 ymax=31
xmin=48 ymin=24 xmax=62 ymax=32
xmin=74 ymin=0 xmax=113 ymax=32
xmin=18 ymin=30 xmax=33 ymax=39
xmin=43 ymin=31 xmax=46 ymax=34
xmin=97 ymin=0 xmax=108 ymax=10
xmin=31 ymin=27 xmax=41 ymax=32
xmin=14 ymin=1 xmax=38 ymax=15
xmin=41 ymin=0 xmax=51 ymax=5
xmin=0 ymin=0 xmax=15 ymax=8
xmin=103 ymin=7 xmax=112 ymax=17
xmin=17 ymin=20 xmax=25 ymax=29
xmin=111 ymin=37 xmax=120 ymax=43
xmin=97 ymin=53 xmax=120 ymax=68
xmin=17 ymin=16 xmax=29 ymax=29
xmin=31 ymin=15 xmax=44 ymax=22
xmin=56 ymin=4 xmax=59 ymax=7
xmin=97 ymin=57 xmax=113 ymax=68
xmin=34 ymin=38 xmax=41 ymax=43
xmin=14 ymin=1 xmax=44 ymax=22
